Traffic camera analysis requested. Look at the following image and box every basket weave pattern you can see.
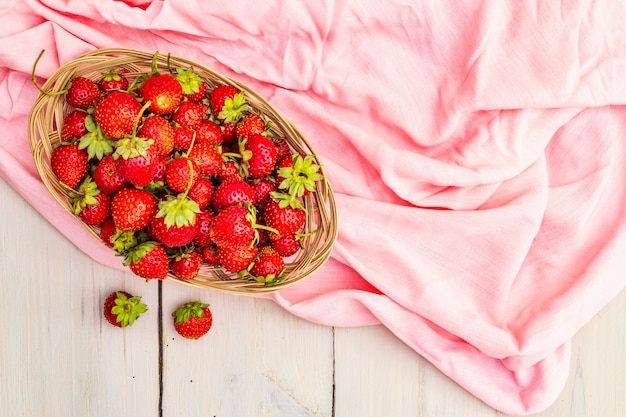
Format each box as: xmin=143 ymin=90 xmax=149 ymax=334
xmin=28 ymin=48 xmax=337 ymax=294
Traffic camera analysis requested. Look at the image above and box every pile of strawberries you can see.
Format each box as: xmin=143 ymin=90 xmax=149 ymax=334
xmin=43 ymin=53 xmax=323 ymax=285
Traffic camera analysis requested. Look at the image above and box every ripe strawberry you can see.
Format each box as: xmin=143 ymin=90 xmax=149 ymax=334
xmin=221 ymin=122 xmax=237 ymax=144
xmin=114 ymin=139 xmax=160 ymax=188
xmin=173 ymin=126 xmax=194 ymax=151
xmin=170 ymin=250 xmax=203 ymax=280
xmin=242 ymin=134 xmax=277 ymax=178
xmin=263 ymin=197 xmax=306 ymax=237
xmin=66 ymin=76 xmax=101 ymax=110
xmin=251 ymin=178 xmax=277 ymax=207
xmin=209 ymin=205 xmax=255 ymax=247
xmin=211 ymin=179 xmax=254 ymax=212
xmin=94 ymin=91 xmax=142 ymax=139
xmin=201 ymin=244 xmax=220 ymax=266
xmin=50 ymin=142 xmax=89 ymax=189
xmin=187 ymin=177 xmax=214 ymax=210
xmin=165 ymin=157 xmax=198 ymax=193
xmin=98 ymin=70 xmax=129 ymax=92
xmin=276 ymin=153 xmax=323 ymax=198
xmin=271 ymin=233 xmax=301 ymax=257
xmin=250 ymin=246 xmax=285 ymax=283
xmin=124 ymin=242 xmax=169 ymax=279
xmin=138 ymin=115 xmax=175 ymax=155
xmin=195 ymin=120 xmax=223 ymax=145
xmin=171 ymin=101 xmax=206 ymax=130
xmin=60 ymin=110 xmax=88 ymax=142
xmin=100 ymin=219 xmax=117 ymax=248
xmin=93 ymin=154 xmax=129 ymax=195
xmin=103 ymin=291 xmax=148 ymax=328
xmin=188 ymin=142 xmax=222 ymax=177
xmin=274 ymin=138 xmax=291 ymax=163
xmin=236 ymin=113 xmax=266 ymax=138
xmin=78 ymin=191 xmax=111 ymax=226
xmin=139 ymin=73 xmax=183 ymax=115
xmin=172 ymin=301 xmax=212 ymax=339
xmin=217 ymin=160 xmax=244 ymax=183
xmin=217 ymin=244 xmax=258 ymax=273
xmin=111 ymin=187 xmax=156 ymax=232
xmin=209 ymin=85 xmax=246 ymax=122
xmin=192 ymin=209 xmax=216 ymax=247
xmin=150 ymin=213 xmax=199 ymax=248
xmin=176 ymin=67 xmax=207 ymax=102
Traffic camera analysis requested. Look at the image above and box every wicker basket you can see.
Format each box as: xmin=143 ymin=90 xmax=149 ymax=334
xmin=28 ymin=48 xmax=337 ymax=294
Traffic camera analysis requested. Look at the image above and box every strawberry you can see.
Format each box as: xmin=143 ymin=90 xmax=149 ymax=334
xmin=138 ymin=115 xmax=175 ymax=155
xmin=251 ymin=178 xmax=277 ymax=207
xmin=271 ymin=233 xmax=301 ymax=257
xmin=217 ymin=244 xmax=258 ymax=273
xmin=93 ymin=154 xmax=129 ymax=195
xmin=98 ymin=70 xmax=129 ymax=92
xmin=170 ymin=250 xmax=203 ymax=280
xmin=276 ymin=153 xmax=323 ymax=198
xmin=173 ymin=126 xmax=195 ymax=151
xmin=100 ymin=219 xmax=117 ymax=248
xmin=274 ymin=138 xmax=292 ymax=163
xmin=209 ymin=85 xmax=247 ymax=122
xmin=77 ymin=190 xmax=111 ymax=227
xmin=217 ymin=160 xmax=244 ymax=183
xmin=211 ymin=179 xmax=254 ymax=212
xmin=242 ymin=134 xmax=277 ymax=178
xmin=165 ymin=157 xmax=198 ymax=193
xmin=60 ymin=110 xmax=88 ymax=142
xmin=139 ymin=73 xmax=183 ymax=115
xmin=192 ymin=209 xmax=215 ymax=247
xmin=175 ymin=67 xmax=207 ymax=102
xmin=172 ymin=301 xmax=212 ymax=339
xmin=221 ymin=122 xmax=238 ymax=144
xmin=103 ymin=291 xmax=148 ymax=328
xmin=209 ymin=205 xmax=256 ymax=247
xmin=187 ymin=177 xmax=214 ymax=210
xmin=188 ymin=142 xmax=222 ymax=177
xmin=195 ymin=120 xmax=223 ymax=145
xmin=201 ymin=244 xmax=220 ymax=266
xmin=94 ymin=91 xmax=143 ymax=139
xmin=171 ymin=101 xmax=206 ymax=130
xmin=66 ymin=76 xmax=101 ymax=110
xmin=114 ymin=137 xmax=160 ymax=187
xmin=111 ymin=187 xmax=156 ymax=232
xmin=50 ymin=142 xmax=89 ymax=189
xmin=150 ymin=213 xmax=199 ymax=248
xmin=151 ymin=192 xmax=201 ymax=248
xmin=262 ymin=197 xmax=306 ymax=237
xmin=250 ymin=246 xmax=285 ymax=283
xmin=124 ymin=242 xmax=169 ymax=279
xmin=236 ymin=113 xmax=266 ymax=139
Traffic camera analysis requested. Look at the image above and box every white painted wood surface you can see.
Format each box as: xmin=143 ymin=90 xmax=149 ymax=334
xmin=0 ymin=177 xmax=624 ymax=417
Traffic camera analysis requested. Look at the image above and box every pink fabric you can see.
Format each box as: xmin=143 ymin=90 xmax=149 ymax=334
xmin=1 ymin=1 xmax=625 ymax=414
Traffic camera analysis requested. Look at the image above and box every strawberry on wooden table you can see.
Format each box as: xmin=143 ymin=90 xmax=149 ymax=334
xmin=172 ymin=301 xmax=213 ymax=339
xmin=103 ymin=291 xmax=147 ymax=328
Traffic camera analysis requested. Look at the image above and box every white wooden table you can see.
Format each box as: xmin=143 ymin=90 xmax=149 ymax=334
xmin=1 ymin=177 xmax=623 ymax=417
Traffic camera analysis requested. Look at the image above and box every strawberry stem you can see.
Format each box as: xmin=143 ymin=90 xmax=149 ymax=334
xmin=31 ymin=50 xmax=67 ymax=96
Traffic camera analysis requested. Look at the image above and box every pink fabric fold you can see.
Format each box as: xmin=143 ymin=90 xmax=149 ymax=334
xmin=1 ymin=1 xmax=625 ymax=415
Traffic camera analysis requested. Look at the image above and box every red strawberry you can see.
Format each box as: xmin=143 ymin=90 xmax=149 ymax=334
xmin=138 ymin=115 xmax=175 ymax=155
xmin=251 ymin=178 xmax=277 ymax=207
xmin=195 ymin=120 xmax=223 ymax=145
xmin=124 ymin=242 xmax=169 ymax=279
xmin=150 ymin=213 xmax=199 ymax=248
xmin=263 ymin=197 xmax=306 ymax=237
xmin=176 ymin=67 xmax=207 ymax=103
xmin=60 ymin=110 xmax=88 ymax=142
xmin=211 ymin=179 xmax=254 ymax=212
xmin=217 ymin=160 xmax=244 ymax=183
xmin=94 ymin=91 xmax=142 ymax=139
xmin=139 ymin=73 xmax=183 ymax=115
xmin=103 ymin=291 xmax=148 ymax=328
xmin=188 ymin=177 xmax=214 ymax=210
xmin=209 ymin=85 xmax=246 ymax=122
xmin=201 ymin=245 xmax=220 ymax=266
xmin=236 ymin=113 xmax=266 ymax=138
xmin=165 ymin=157 xmax=198 ymax=193
xmin=115 ymin=142 xmax=160 ymax=188
xmin=274 ymin=138 xmax=292 ymax=163
xmin=50 ymin=143 xmax=89 ymax=189
xmin=171 ymin=101 xmax=206 ymax=130
xmin=170 ymin=250 xmax=203 ymax=280
xmin=93 ymin=154 xmax=129 ymax=195
xmin=217 ymin=244 xmax=258 ymax=273
xmin=100 ymin=219 xmax=117 ymax=248
xmin=250 ymin=246 xmax=285 ymax=283
xmin=221 ymin=122 xmax=238 ymax=144
xmin=98 ymin=70 xmax=129 ymax=92
xmin=271 ymin=233 xmax=301 ymax=257
xmin=173 ymin=126 xmax=194 ymax=151
xmin=242 ymin=134 xmax=277 ymax=178
xmin=172 ymin=301 xmax=212 ymax=339
xmin=111 ymin=187 xmax=156 ymax=232
xmin=188 ymin=142 xmax=222 ymax=177
xmin=192 ymin=209 xmax=215 ymax=247
xmin=209 ymin=205 xmax=255 ymax=247
xmin=66 ymin=76 xmax=101 ymax=110
xmin=78 ymin=191 xmax=111 ymax=227
xmin=276 ymin=153 xmax=323 ymax=198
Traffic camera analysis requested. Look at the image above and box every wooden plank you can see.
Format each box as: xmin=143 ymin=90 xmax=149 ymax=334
xmin=160 ymin=280 xmax=334 ymax=416
xmin=0 ymin=179 xmax=160 ymax=417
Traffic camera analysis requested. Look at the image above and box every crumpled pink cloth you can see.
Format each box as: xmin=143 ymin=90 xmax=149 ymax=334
xmin=1 ymin=1 xmax=625 ymax=415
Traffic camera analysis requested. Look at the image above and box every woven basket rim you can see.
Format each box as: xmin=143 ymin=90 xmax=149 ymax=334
xmin=28 ymin=47 xmax=338 ymax=294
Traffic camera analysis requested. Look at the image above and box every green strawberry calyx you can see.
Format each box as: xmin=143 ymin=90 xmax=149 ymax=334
xmin=123 ymin=241 xmax=157 ymax=267
xmin=172 ymin=301 xmax=210 ymax=325
xmin=278 ymin=154 xmax=324 ymax=198
xmin=155 ymin=194 xmax=200 ymax=228
xmin=68 ymin=176 xmax=100 ymax=215
xmin=218 ymin=92 xmax=248 ymax=123
xmin=175 ymin=67 xmax=203 ymax=96
xmin=110 ymin=291 xmax=148 ymax=327
xmin=78 ymin=115 xmax=115 ymax=160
